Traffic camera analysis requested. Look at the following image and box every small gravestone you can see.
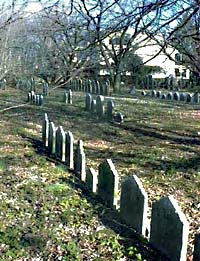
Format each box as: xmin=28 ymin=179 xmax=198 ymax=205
xmin=31 ymin=91 xmax=35 ymax=100
xmin=167 ymin=92 xmax=173 ymax=100
xmin=141 ymin=90 xmax=146 ymax=96
xmin=86 ymin=167 xmax=98 ymax=193
xmin=114 ymin=112 xmax=124 ymax=123
xmin=150 ymin=195 xmax=189 ymax=261
xmin=193 ymin=92 xmax=199 ymax=103
xmin=32 ymin=94 xmax=36 ymax=104
xmin=180 ymin=93 xmax=187 ymax=102
xmin=186 ymin=93 xmax=192 ymax=102
xmin=193 ymin=233 xmax=200 ymax=261
xmin=120 ymin=175 xmax=148 ymax=236
xmin=151 ymin=90 xmax=157 ymax=97
xmin=39 ymin=95 xmax=44 ymax=106
xmin=74 ymin=140 xmax=86 ymax=181
xmin=43 ymin=82 xmax=49 ymax=96
xmin=107 ymin=99 xmax=115 ymax=119
xmin=68 ymin=89 xmax=72 ymax=104
xmin=96 ymin=80 xmax=100 ymax=94
xmin=91 ymin=99 xmax=96 ymax=113
xmin=88 ymin=80 xmax=92 ymax=93
xmin=56 ymin=126 xmax=66 ymax=162
xmin=42 ymin=113 xmax=49 ymax=147
xmin=104 ymin=81 xmax=110 ymax=96
xmin=156 ymin=91 xmax=162 ymax=98
xmin=27 ymin=92 xmax=31 ymax=102
xmin=36 ymin=95 xmax=40 ymax=105
xmin=48 ymin=122 xmax=57 ymax=155
xmin=65 ymin=131 xmax=74 ymax=170
xmin=96 ymin=95 xmax=105 ymax=117
xmin=161 ymin=93 xmax=167 ymax=99
xmin=97 ymin=159 xmax=119 ymax=209
xmin=85 ymin=93 xmax=92 ymax=111
xmin=173 ymin=92 xmax=180 ymax=101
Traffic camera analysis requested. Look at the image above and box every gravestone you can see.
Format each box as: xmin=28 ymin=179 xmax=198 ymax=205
xmin=120 ymin=175 xmax=149 ymax=236
xmin=193 ymin=92 xmax=199 ymax=103
xmin=43 ymin=82 xmax=49 ymax=96
xmin=65 ymin=131 xmax=74 ymax=170
xmin=86 ymin=167 xmax=98 ymax=193
xmin=156 ymin=91 xmax=162 ymax=98
xmin=173 ymin=92 xmax=180 ymax=101
xmin=141 ymin=90 xmax=146 ymax=96
xmin=167 ymin=92 xmax=173 ymax=100
xmin=68 ymin=89 xmax=72 ymax=104
xmin=96 ymin=95 xmax=105 ymax=117
xmin=42 ymin=113 xmax=49 ymax=147
xmin=31 ymin=91 xmax=35 ymax=100
xmin=56 ymin=126 xmax=66 ymax=162
xmin=107 ymin=99 xmax=115 ymax=119
xmin=150 ymin=195 xmax=189 ymax=261
xmin=180 ymin=93 xmax=187 ymax=102
xmin=85 ymin=93 xmax=92 ymax=111
xmin=95 ymin=80 xmax=100 ymax=94
xmin=48 ymin=122 xmax=57 ymax=155
xmin=97 ymin=159 xmax=119 ymax=209
xmin=39 ymin=95 xmax=44 ymax=106
xmin=186 ymin=93 xmax=192 ymax=102
xmin=161 ymin=93 xmax=167 ymax=99
xmin=114 ymin=112 xmax=124 ymax=123
xmin=105 ymin=81 xmax=110 ymax=96
xmin=74 ymin=140 xmax=86 ymax=181
xmin=193 ymin=233 xmax=200 ymax=261
xmin=27 ymin=92 xmax=31 ymax=102
xmin=151 ymin=90 xmax=157 ymax=97
xmin=63 ymin=91 xmax=67 ymax=103
xmin=36 ymin=95 xmax=40 ymax=105
xmin=91 ymin=99 xmax=96 ymax=113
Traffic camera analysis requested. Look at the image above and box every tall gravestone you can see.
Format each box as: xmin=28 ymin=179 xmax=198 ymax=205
xmin=74 ymin=140 xmax=86 ymax=181
xmin=120 ymin=175 xmax=149 ymax=236
xmin=86 ymin=167 xmax=98 ymax=193
xmin=193 ymin=233 xmax=200 ymax=261
xmin=48 ymin=122 xmax=57 ymax=155
xmin=96 ymin=95 xmax=105 ymax=117
xmin=85 ymin=93 xmax=92 ymax=111
xmin=150 ymin=195 xmax=189 ymax=261
xmin=97 ymin=159 xmax=119 ymax=209
xmin=65 ymin=131 xmax=74 ymax=170
xmin=107 ymin=99 xmax=115 ymax=119
xmin=63 ymin=91 xmax=67 ymax=103
xmin=91 ymin=99 xmax=97 ymax=114
xmin=39 ymin=95 xmax=44 ymax=106
xmin=42 ymin=113 xmax=49 ymax=147
xmin=56 ymin=126 xmax=66 ymax=162
xmin=68 ymin=89 xmax=72 ymax=104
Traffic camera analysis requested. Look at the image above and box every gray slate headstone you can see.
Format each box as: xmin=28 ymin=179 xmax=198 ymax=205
xmin=180 ymin=93 xmax=187 ymax=102
xmin=120 ymin=175 xmax=148 ymax=236
xmin=150 ymin=195 xmax=189 ymax=261
xmin=74 ymin=140 xmax=86 ymax=181
xmin=96 ymin=95 xmax=105 ymax=117
xmin=167 ymin=92 xmax=173 ymax=100
xmin=86 ymin=167 xmax=98 ymax=193
xmin=107 ymin=99 xmax=115 ymax=119
xmin=91 ymin=99 xmax=97 ymax=113
xmin=193 ymin=233 xmax=200 ymax=261
xmin=65 ymin=131 xmax=74 ymax=170
xmin=156 ymin=91 xmax=162 ymax=98
xmin=42 ymin=113 xmax=49 ymax=147
xmin=85 ymin=93 xmax=92 ymax=111
xmin=97 ymin=159 xmax=119 ymax=209
xmin=173 ymin=92 xmax=180 ymax=101
xmin=56 ymin=126 xmax=66 ymax=162
xmin=161 ymin=93 xmax=167 ymax=99
xmin=48 ymin=122 xmax=57 ymax=155
xmin=39 ymin=95 xmax=44 ymax=106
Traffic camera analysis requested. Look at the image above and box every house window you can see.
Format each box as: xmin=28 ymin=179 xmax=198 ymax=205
xmin=182 ymin=69 xmax=187 ymax=78
xmin=175 ymin=68 xmax=180 ymax=77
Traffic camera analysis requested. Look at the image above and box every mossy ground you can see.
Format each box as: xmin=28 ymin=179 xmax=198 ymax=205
xmin=0 ymin=86 xmax=199 ymax=260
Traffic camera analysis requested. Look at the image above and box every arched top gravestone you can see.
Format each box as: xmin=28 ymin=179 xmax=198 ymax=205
xmin=96 ymin=95 xmax=105 ymax=117
xmin=150 ymin=195 xmax=189 ymax=261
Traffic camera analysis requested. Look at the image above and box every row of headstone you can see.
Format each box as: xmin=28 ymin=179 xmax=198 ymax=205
xmin=141 ymin=90 xmax=200 ymax=104
xmin=63 ymin=89 xmax=72 ymax=104
xmin=41 ymin=113 xmax=199 ymax=261
xmin=68 ymin=79 xmax=110 ymax=96
xmin=27 ymin=91 xmax=44 ymax=106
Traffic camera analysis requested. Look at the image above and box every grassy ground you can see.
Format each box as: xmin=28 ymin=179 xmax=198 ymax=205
xmin=0 ymin=87 xmax=199 ymax=260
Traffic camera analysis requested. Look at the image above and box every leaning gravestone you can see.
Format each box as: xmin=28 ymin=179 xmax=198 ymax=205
xmin=65 ymin=131 xmax=74 ymax=170
xmin=74 ymin=140 xmax=86 ymax=181
xmin=193 ymin=233 xmax=200 ymax=261
xmin=107 ymin=99 xmax=115 ymax=119
xmin=120 ymin=175 xmax=149 ymax=236
xmin=48 ymin=122 xmax=57 ymax=155
xmin=96 ymin=95 xmax=105 ymax=117
xmin=150 ymin=195 xmax=189 ymax=261
xmin=86 ymin=167 xmax=98 ymax=193
xmin=42 ymin=113 xmax=49 ymax=147
xmin=85 ymin=93 xmax=92 ymax=111
xmin=55 ymin=126 xmax=66 ymax=162
xmin=97 ymin=159 xmax=119 ymax=209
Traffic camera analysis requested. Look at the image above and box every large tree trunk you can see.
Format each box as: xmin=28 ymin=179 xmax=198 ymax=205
xmin=113 ymin=70 xmax=122 ymax=93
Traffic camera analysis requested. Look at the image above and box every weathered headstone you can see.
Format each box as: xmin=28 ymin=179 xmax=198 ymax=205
xmin=91 ymin=99 xmax=96 ymax=114
xmin=150 ymin=195 xmax=189 ymax=261
xmin=68 ymin=89 xmax=72 ymax=104
xmin=193 ymin=233 xmax=200 ymax=261
xmin=65 ymin=131 xmax=74 ymax=170
xmin=56 ymin=126 xmax=66 ymax=162
xmin=27 ymin=92 xmax=31 ymax=102
xmin=36 ymin=94 xmax=40 ymax=105
xmin=151 ymin=90 xmax=157 ymax=97
xmin=120 ymin=175 xmax=149 ymax=236
xmin=193 ymin=92 xmax=199 ymax=103
xmin=86 ymin=167 xmax=98 ymax=193
xmin=96 ymin=95 xmax=105 ymax=117
xmin=97 ymin=159 xmax=119 ymax=209
xmin=173 ymin=92 xmax=180 ymax=101
xmin=42 ymin=113 xmax=49 ymax=147
xmin=74 ymin=140 xmax=86 ymax=181
xmin=186 ymin=93 xmax=192 ymax=102
xmin=141 ymin=90 xmax=146 ymax=96
xmin=85 ymin=93 xmax=92 ymax=111
xmin=43 ymin=82 xmax=49 ymax=96
xmin=161 ymin=93 xmax=167 ymax=99
xmin=107 ymin=99 xmax=115 ymax=119
xmin=114 ymin=112 xmax=124 ymax=123
xmin=39 ymin=95 xmax=44 ymax=106
xmin=105 ymin=81 xmax=110 ymax=96
xmin=63 ymin=91 xmax=67 ymax=103
xmin=48 ymin=122 xmax=57 ymax=155
xmin=167 ymin=92 xmax=173 ymax=100
xmin=180 ymin=93 xmax=187 ymax=102
xmin=156 ymin=91 xmax=162 ymax=98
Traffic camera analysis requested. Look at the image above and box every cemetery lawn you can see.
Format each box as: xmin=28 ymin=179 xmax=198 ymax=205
xmin=0 ymin=87 xmax=199 ymax=260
